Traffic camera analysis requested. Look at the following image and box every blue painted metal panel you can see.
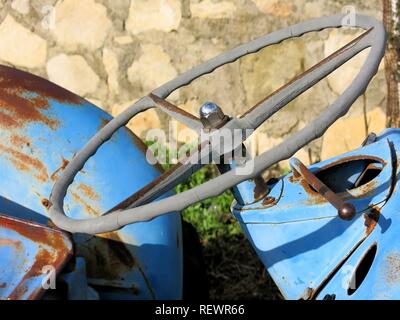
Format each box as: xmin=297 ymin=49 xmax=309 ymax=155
xmin=315 ymin=130 xmax=400 ymax=299
xmin=233 ymin=128 xmax=400 ymax=299
xmin=0 ymin=214 xmax=73 ymax=299
xmin=0 ymin=66 xmax=182 ymax=299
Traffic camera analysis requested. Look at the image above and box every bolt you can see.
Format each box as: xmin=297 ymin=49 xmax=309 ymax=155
xmin=199 ymin=102 xmax=229 ymax=129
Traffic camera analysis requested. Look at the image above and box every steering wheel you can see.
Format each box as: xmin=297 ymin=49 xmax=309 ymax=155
xmin=49 ymin=14 xmax=386 ymax=234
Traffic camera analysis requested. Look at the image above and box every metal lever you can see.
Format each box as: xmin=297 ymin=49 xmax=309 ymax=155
xmin=289 ymin=157 xmax=356 ymax=220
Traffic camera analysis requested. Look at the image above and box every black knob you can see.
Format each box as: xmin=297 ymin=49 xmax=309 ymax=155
xmin=338 ymin=203 xmax=356 ymax=220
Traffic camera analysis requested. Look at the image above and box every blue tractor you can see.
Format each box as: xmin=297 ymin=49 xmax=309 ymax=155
xmin=0 ymin=14 xmax=396 ymax=300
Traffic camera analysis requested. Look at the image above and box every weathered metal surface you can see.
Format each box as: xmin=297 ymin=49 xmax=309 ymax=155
xmin=262 ymin=196 xmax=277 ymax=207
xmin=232 ymin=128 xmax=399 ymax=299
xmin=314 ymin=130 xmax=400 ymax=299
xmin=290 ymin=157 xmax=356 ymax=220
xmin=0 ymin=214 xmax=72 ymax=300
xmin=384 ymin=252 xmax=400 ymax=286
xmin=363 ymin=207 xmax=380 ymax=236
xmin=0 ymin=65 xmax=183 ymax=299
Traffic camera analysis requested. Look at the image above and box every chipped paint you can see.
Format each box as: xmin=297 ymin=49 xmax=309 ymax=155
xmin=0 ymin=143 xmax=49 ymax=182
xmin=70 ymin=191 xmax=101 ymax=217
xmin=77 ymin=183 xmax=100 ymax=201
xmin=0 ymin=65 xmax=182 ymax=299
xmin=0 ymin=214 xmax=72 ymax=300
xmin=364 ymin=207 xmax=380 ymax=235
xmin=0 ymin=65 xmax=83 ymax=130
xmin=385 ymin=252 xmax=400 ymax=286
xmin=50 ymin=157 xmax=70 ymax=182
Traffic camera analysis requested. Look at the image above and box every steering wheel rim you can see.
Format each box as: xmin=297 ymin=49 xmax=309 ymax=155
xmin=49 ymin=13 xmax=386 ymax=234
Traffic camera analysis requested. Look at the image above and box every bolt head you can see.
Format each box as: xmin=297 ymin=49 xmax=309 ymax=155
xmin=199 ymin=102 xmax=227 ymax=129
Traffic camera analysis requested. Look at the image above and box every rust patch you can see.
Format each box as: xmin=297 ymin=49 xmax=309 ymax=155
xmin=253 ymin=176 xmax=269 ymax=201
xmin=385 ymin=252 xmax=400 ymax=285
xmin=289 ymin=155 xmax=384 ymax=183
xmin=127 ymin=130 xmax=148 ymax=155
xmin=0 ymin=65 xmax=84 ymax=130
xmin=10 ymin=135 xmax=31 ymax=148
xmin=299 ymin=178 xmax=318 ymax=196
xmin=98 ymin=117 xmax=110 ymax=131
xmin=0 ymin=215 xmax=70 ymax=251
xmin=300 ymin=189 xmax=351 ymax=206
xmin=0 ymin=91 xmax=59 ymax=129
xmin=352 ymin=180 xmax=379 ymax=198
xmin=0 ymin=238 xmax=22 ymax=248
xmin=41 ymin=198 xmax=50 ymax=209
xmin=77 ymin=183 xmax=100 ymax=201
xmin=0 ymin=215 xmax=72 ymax=300
xmin=70 ymin=191 xmax=100 ymax=217
xmin=10 ymin=158 xmax=31 ymax=173
xmin=0 ymin=143 xmax=48 ymax=182
xmin=0 ymin=112 xmax=18 ymax=127
xmin=262 ymin=196 xmax=277 ymax=206
xmin=318 ymin=155 xmax=385 ymax=172
xmin=50 ymin=157 xmax=70 ymax=182
xmin=363 ymin=207 xmax=380 ymax=235
xmin=149 ymin=93 xmax=200 ymax=121
xmin=300 ymin=180 xmax=379 ymax=206
xmin=289 ymin=156 xmax=382 ymax=207
xmin=289 ymin=174 xmax=322 ymax=199
xmin=7 ymin=248 xmax=54 ymax=300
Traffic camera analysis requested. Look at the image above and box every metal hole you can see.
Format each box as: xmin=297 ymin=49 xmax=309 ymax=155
xmin=347 ymin=243 xmax=377 ymax=295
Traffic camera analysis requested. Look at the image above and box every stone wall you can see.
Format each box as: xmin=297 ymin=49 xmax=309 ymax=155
xmin=0 ymin=0 xmax=388 ymax=168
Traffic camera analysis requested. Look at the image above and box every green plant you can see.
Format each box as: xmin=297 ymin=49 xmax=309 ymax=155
xmin=145 ymin=140 xmax=239 ymax=241
xmin=143 ymin=140 xmax=289 ymax=241
xmin=175 ymin=165 xmax=239 ymax=241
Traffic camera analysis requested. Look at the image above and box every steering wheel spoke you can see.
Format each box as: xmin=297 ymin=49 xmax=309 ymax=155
xmin=111 ymin=140 xmax=210 ymax=210
xmin=148 ymin=93 xmax=203 ymax=132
